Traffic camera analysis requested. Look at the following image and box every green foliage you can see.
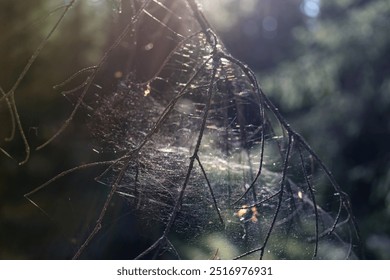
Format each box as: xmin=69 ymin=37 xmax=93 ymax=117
xmin=1 ymin=0 xmax=388 ymax=259
xmin=259 ymin=0 xmax=390 ymax=259
xmin=0 ymin=0 xmax=111 ymax=259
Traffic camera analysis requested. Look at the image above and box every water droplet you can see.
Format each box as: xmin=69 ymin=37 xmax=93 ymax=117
xmin=144 ymin=43 xmax=154 ymax=51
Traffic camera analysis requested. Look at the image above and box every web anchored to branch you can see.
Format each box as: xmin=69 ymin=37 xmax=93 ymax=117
xmin=4 ymin=0 xmax=361 ymax=259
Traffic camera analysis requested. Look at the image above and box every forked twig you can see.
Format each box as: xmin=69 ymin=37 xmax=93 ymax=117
xmin=36 ymin=0 xmax=153 ymax=151
xmin=135 ymin=46 xmax=220 ymax=260
xmin=18 ymin=0 xmax=360 ymax=259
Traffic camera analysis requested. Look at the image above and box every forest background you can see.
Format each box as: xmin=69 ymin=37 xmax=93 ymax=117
xmin=0 ymin=0 xmax=389 ymax=259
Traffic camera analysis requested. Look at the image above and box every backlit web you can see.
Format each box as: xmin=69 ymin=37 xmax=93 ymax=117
xmin=2 ymin=0 xmax=360 ymax=259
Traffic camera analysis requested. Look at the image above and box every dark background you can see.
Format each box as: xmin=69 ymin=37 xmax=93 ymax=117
xmin=0 ymin=0 xmax=389 ymax=259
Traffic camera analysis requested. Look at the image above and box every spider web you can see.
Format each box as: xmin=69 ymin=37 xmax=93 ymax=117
xmin=1 ymin=0 xmax=361 ymax=259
